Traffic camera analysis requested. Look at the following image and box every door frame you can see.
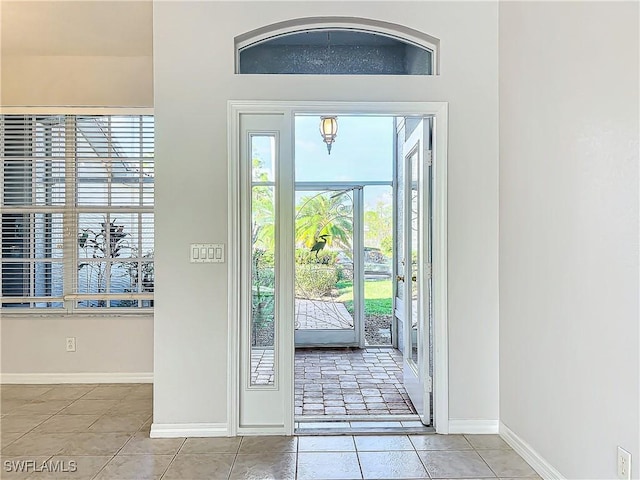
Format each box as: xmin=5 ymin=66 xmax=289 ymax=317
xmin=228 ymin=101 xmax=449 ymax=435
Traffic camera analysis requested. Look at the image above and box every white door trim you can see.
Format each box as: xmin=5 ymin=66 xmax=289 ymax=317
xmin=228 ymin=101 xmax=448 ymax=434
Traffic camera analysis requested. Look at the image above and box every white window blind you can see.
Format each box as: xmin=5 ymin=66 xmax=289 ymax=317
xmin=1 ymin=114 xmax=154 ymax=310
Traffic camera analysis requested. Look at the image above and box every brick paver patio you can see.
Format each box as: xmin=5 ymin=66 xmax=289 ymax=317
xmin=295 ymin=348 xmax=416 ymax=416
xmin=249 ymin=347 xmax=418 ymax=416
xmin=250 ymin=348 xmax=275 ymax=385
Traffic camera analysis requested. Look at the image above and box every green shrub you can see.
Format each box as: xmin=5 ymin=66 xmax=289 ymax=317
xmin=335 ymin=264 xmax=346 ymax=282
xmin=252 ymin=248 xmax=275 ymax=339
xmin=295 ymin=264 xmax=338 ymax=298
xmin=257 ymin=250 xmax=275 ymax=267
xmin=295 ymin=249 xmax=339 ymax=265
xmin=254 ymin=266 xmax=275 ymax=289
xmin=253 ymin=248 xmax=274 ymax=268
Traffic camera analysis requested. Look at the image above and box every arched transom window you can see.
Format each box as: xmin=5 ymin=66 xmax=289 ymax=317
xmin=236 ymin=17 xmax=439 ymax=75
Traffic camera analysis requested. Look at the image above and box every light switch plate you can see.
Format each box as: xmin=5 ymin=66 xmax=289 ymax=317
xmin=190 ymin=243 xmax=225 ymax=263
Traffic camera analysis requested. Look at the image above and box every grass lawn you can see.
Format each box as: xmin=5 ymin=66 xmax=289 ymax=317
xmin=337 ymin=279 xmax=392 ymax=316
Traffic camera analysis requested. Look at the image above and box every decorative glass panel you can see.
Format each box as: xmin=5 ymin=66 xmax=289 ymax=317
xmin=239 ymin=30 xmax=433 ymax=75
xmin=363 ymin=185 xmax=393 ymax=346
xmin=410 ymin=150 xmax=419 ymax=365
xmin=250 ymin=135 xmax=276 ymax=386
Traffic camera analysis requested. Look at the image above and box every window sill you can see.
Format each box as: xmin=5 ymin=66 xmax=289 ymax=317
xmin=1 ymin=310 xmax=154 ymax=319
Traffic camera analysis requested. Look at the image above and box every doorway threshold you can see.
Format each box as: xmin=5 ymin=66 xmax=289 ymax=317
xmin=295 ymin=414 xmax=434 ymax=435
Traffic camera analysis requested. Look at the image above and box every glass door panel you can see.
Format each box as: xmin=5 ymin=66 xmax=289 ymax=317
xmin=409 ymin=149 xmax=419 ymax=365
xmin=250 ymin=135 xmax=276 ymax=386
xmin=363 ymin=185 xmax=393 ymax=346
xmin=294 ymin=187 xmax=361 ymax=346
xmin=393 ymin=123 xmax=406 ymax=354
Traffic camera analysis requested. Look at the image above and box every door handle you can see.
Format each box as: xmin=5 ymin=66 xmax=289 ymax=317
xmin=398 ymin=275 xmax=418 ymax=282
xmin=397 ymin=275 xmax=418 ymax=282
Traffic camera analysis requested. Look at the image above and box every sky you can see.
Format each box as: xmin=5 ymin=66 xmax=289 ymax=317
xmin=294 ymin=115 xmax=393 ymax=183
xmin=252 ymin=115 xmax=394 ymax=210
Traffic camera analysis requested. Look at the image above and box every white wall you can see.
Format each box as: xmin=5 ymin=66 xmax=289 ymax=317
xmin=153 ymin=1 xmax=499 ymax=428
xmin=1 ymin=315 xmax=153 ymax=380
xmin=1 ymin=56 xmax=153 ymax=107
xmin=499 ymin=2 xmax=639 ymax=478
xmin=0 ymin=0 xmax=153 ymax=108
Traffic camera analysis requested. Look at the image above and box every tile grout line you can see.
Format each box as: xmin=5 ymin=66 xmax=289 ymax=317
xmin=0 ymin=402 xmax=62 ymax=454
xmin=412 ymin=441 xmax=434 ymax=479
xmin=225 ymin=438 xmax=243 ymax=480
xmin=463 ymin=434 xmax=509 ymax=479
xmin=354 ymin=450 xmax=365 ymax=480
xmin=157 ymin=451 xmax=177 ymax=480
xmin=157 ymin=437 xmax=187 ymax=480
xmin=88 ymin=399 xmax=146 ymax=480
xmin=473 ymin=446 xmax=501 ymax=479
xmin=85 ymin=389 xmax=153 ymax=480
xmin=295 ymin=436 xmax=300 ymax=480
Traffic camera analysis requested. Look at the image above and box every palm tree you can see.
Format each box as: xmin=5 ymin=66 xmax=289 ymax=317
xmin=252 ymin=185 xmax=275 ymax=251
xmin=251 ymin=157 xmax=275 ymax=252
xmin=295 ymin=190 xmax=353 ymax=251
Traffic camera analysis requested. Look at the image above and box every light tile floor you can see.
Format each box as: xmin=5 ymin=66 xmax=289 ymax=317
xmin=0 ymin=384 xmax=540 ymax=480
xmin=295 ymin=348 xmax=416 ymax=416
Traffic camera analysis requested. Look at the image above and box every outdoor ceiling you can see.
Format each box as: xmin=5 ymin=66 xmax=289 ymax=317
xmin=1 ymin=0 xmax=152 ymax=57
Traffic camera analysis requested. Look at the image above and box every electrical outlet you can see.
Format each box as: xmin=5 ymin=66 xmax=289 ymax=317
xmin=65 ymin=337 xmax=76 ymax=352
xmin=618 ymin=446 xmax=631 ymax=480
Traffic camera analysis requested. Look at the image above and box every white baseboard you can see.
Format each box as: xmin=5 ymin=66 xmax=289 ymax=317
xmin=150 ymin=423 xmax=229 ymax=438
xmin=500 ymin=422 xmax=565 ymax=480
xmin=0 ymin=372 xmax=153 ymax=384
xmin=448 ymin=419 xmax=499 ymax=434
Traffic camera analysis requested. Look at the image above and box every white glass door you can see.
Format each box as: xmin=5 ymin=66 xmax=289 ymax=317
xmin=394 ymin=117 xmax=432 ymax=425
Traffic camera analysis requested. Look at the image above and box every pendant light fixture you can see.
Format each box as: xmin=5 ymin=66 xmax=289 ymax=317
xmin=319 ymin=116 xmax=338 ymax=155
